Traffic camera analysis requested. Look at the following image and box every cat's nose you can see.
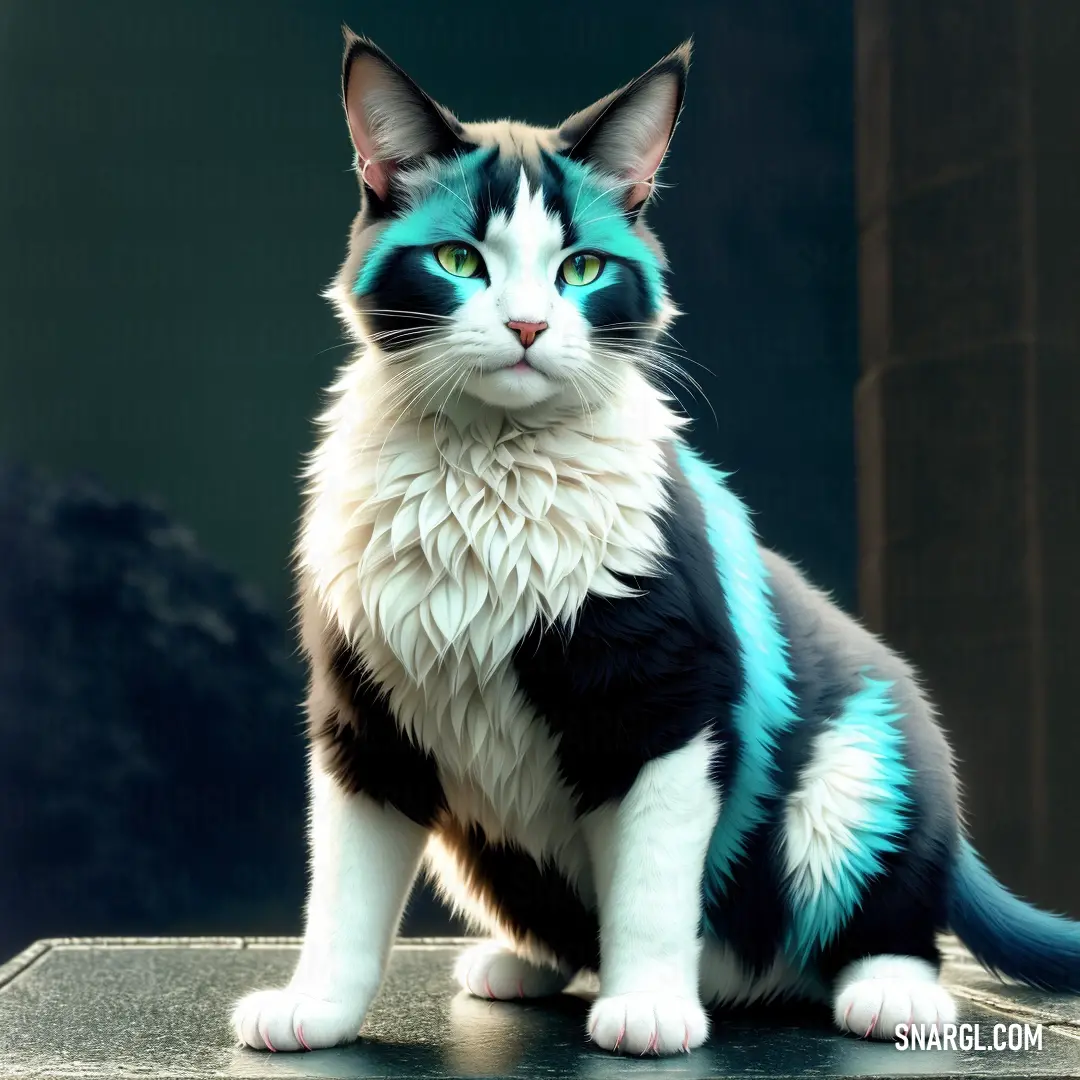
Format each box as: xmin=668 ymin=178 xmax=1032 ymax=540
xmin=506 ymin=321 xmax=548 ymax=349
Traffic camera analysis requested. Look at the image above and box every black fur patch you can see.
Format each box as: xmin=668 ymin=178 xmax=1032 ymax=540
xmin=512 ymin=444 xmax=742 ymax=811
xmin=310 ymin=639 xmax=446 ymax=827
xmin=814 ymin=813 xmax=949 ymax=981
xmin=472 ymin=150 xmax=526 ymax=242
xmin=538 ymin=152 xmax=578 ymax=249
xmin=359 ymin=245 xmax=464 ymax=350
xmin=438 ymin=819 xmax=599 ymax=971
xmin=581 ymin=257 xmax=654 ymax=332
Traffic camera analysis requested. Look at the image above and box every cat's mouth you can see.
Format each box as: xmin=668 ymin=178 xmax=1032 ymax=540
xmin=461 ymin=354 xmax=567 ymax=410
xmin=487 ymin=356 xmax=549 ymax=379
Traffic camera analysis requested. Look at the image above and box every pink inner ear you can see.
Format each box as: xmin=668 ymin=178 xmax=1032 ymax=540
xmin=347 ymin=112 xmax=395 ymax=201
xmin=357 ymin=151 xmax=395 ymax=201
xmin=624 ymin=129 xmax=671 ymax=209
xmin=625 ymin=178 xmax=655 ymax=209
xmin=622 ymin=85 xmax=679 ymax=210
xmin=345 ymin=57 xmax=399 ymax=201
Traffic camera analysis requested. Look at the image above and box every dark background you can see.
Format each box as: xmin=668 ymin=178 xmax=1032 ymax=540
xmin=7 ymin=0 xmax=1067 ymax=960
xmin=0 ymin=0 xmax=857 ymax=617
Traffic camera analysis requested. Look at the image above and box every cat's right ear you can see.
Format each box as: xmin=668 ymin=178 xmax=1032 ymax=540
xmin=558 ymin=41 xmax=692 ymax=212
xmin=341 ymin=29 xmax=467 ymax=202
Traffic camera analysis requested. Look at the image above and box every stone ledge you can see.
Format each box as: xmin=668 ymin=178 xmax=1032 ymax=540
xmin=1 ymin=936 xmax=1078 ymax=1079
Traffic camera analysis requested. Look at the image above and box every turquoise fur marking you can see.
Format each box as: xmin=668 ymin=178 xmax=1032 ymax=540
xmin=353 ymin=149 xmax=664 ymax=308
xmin=674 ymin=446 xmax=800 ymax=919
xmin=422 ymin=251 xmax=486 ymax=302
xmin=354 ymin=148 xmax=492 ymax=295
xmin=784 ymin=675 xmax=912 ymax=964
xmin=561 ymin=260 xmax=624 ymax=311
xmin=558 ymin=157 xmax=664 ymax=308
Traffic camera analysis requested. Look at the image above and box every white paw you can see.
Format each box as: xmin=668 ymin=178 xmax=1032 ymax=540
xmin=454 ymin=942 xmax=569 ymax=1000
xmin=231 ymin=987 xmax=366 ymax=1052
xmin=834 ymin=978 xmax=958 ymax=1041
xmin=587 ymin=992 xmax=709 ymax=1056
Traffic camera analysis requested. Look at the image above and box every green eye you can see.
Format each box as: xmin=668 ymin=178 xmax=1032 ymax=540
xmin=434 ymin=243 xmax=483 ymax=278
xmin=560 ymin=252 xmax=604 ymax=287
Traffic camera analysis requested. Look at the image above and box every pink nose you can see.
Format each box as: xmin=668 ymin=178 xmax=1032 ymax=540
xmin=506 ymin=320 xmax=548 ymax=349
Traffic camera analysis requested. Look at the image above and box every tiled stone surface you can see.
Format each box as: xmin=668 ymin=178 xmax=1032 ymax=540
xmin=2 ymin=937 xmax=1080 ymax=1079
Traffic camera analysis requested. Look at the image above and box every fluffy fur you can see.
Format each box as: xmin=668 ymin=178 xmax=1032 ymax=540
xmin=231 ymin=32 xmax=1080 ymax=1058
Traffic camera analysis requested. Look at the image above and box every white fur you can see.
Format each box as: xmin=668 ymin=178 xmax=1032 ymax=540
xmin=299 ymin=364 xmax=682 ymax=874
xmin=582 ymin=733 xmax=719 ymax=1054
xmin=454 ymin=941 xmax=570 ymax=1000
xmin=455 ymin=168 xmax=639 ymax=412
xmin=833 ymin=955 xmax=957 ymax=1040
xmin=232 ymin=761 xmax=427 ymax=1050
xmin=275 ymin=123 xmax=706 ymax=1057
xmin=783 ymin=723 xmax=891 ymax=903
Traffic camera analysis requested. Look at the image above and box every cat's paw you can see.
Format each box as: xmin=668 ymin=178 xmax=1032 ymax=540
xmin=454 ymin=941 xmax=569 ymax=1000
xmin=231 ymin=987 xmax=366 ymax=1052
xmin=834 ymin=977 xmax=957 ymax=1041
xmin=587 ymin=992 xmax=708 ymax=1056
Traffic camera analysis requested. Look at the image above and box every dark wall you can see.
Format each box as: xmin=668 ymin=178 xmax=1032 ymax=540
xmin=0 ymin=0 xmax=857 ymax=616
xmin=855 ymin=0 xmax=1080 ymax=914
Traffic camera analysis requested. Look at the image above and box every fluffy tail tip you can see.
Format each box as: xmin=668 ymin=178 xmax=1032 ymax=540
xmin=949 ymin=838 xmax=1080 ymax=993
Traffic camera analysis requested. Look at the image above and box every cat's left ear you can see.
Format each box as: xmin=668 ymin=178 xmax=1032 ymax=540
xmin=341 ymin=29 xmax=468 ymax=202
xmin=558 ymin=40 xmax=691 ymax=212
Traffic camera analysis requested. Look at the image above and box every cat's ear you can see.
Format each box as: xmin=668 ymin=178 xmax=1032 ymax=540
xmin=558 ymin=41 xmax=691 ymax=212
xmin=341 ymin=29 xmax=467 ymax=202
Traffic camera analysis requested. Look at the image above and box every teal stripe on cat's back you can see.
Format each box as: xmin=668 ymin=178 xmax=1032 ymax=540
xmin=672 ymin=444 xmax=799 ymax=910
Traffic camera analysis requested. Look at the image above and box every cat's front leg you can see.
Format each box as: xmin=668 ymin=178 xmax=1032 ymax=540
xmin=231 ymin=763 xmax=427 ymax=1051
xmin=581 ymin=733 xmax=720 ymax=1056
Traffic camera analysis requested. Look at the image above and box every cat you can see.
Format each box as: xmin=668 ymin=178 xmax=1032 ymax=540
xmin=231 ymin=31 xmax=1080 ymax=1057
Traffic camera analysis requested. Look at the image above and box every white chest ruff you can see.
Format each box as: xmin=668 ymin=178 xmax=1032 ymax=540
xmin=300 ymin=361 xmax=682 ymax=858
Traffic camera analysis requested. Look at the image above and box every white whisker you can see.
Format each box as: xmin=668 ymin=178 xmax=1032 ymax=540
xmin=428 ymin=176 xmax=475 ymax=218
xmin=572 ymin=174 xmax=639 ymax=221
xmin=359 ymin=309 xmax=454 ymax=322
xmin=455 ymin=152 xmax=477 ymax=216
xmin=594 ymin=344 xmax=716 ymax=429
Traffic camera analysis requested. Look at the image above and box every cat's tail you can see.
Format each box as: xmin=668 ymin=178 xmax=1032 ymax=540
xmin=948 ymin=837 xmax=1080 ymax=991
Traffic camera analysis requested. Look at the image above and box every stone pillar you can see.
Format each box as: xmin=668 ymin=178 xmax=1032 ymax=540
xmin=855 ymin=0 xmax=1080 ymax=912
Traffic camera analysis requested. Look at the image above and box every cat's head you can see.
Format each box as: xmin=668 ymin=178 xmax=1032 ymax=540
xmin=328 ymin=32 xmax=690 ymax=416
